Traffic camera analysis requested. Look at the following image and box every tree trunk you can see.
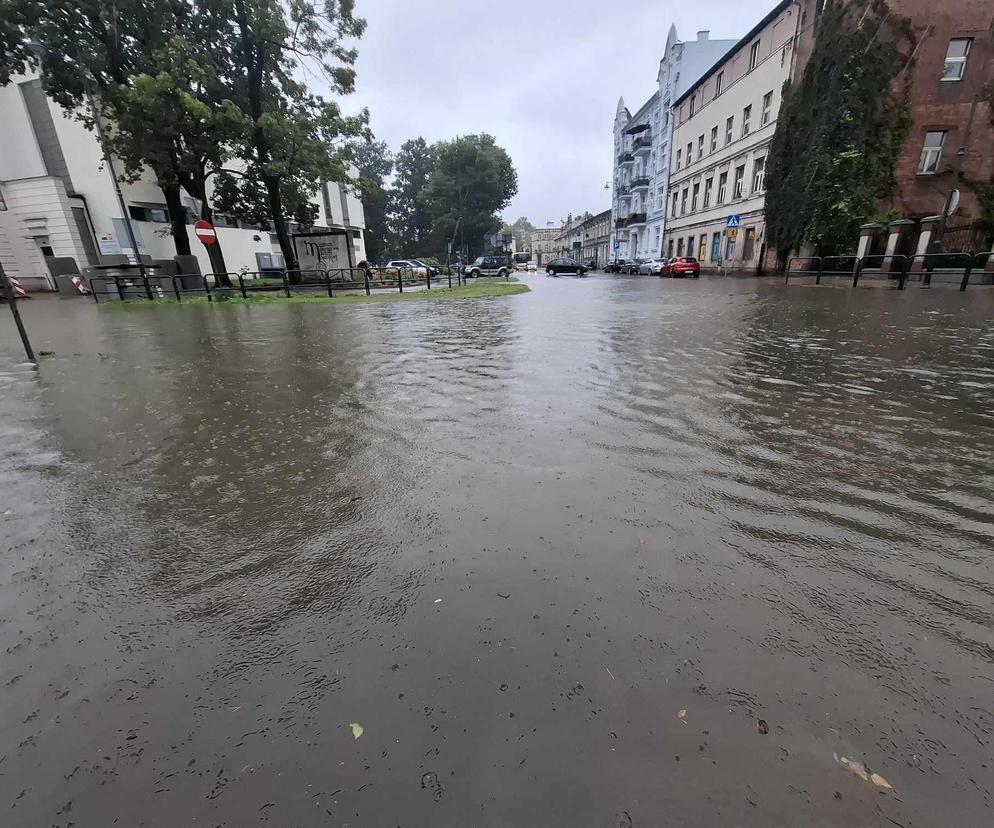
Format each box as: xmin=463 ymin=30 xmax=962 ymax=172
xmin=161 ymin=180 xmax=192 ymax=256
xmin=233 ymin=0 xmax=299 ymax=282
xmin=263 ymin=174 xmax=298 ymax=280
xmin=181 ymin=167 xmax=231 ymax=286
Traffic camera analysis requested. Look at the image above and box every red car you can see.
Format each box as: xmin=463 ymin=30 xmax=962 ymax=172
xmin=667 ymin=256 xmax=700 ymax=278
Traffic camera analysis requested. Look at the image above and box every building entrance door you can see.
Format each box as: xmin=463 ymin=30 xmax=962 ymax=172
xmin=742 ymin=227 xmax=756 ymax=262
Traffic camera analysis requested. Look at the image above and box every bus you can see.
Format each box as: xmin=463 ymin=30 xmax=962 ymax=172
xmin=513 ymin=251 xmax=532 ymax=271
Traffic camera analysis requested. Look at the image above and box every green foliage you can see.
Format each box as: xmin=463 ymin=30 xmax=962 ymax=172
xmin=422 ymin=134 xmax=518 ymax=256
xmin=765 ymin=0 xmax=914 ymax=259
xmin=389 ymin=137 xmax=434 ymax=256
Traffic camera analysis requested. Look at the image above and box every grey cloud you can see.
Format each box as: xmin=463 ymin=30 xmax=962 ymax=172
xmin=339 ymin=0 xmax=767 ymax=223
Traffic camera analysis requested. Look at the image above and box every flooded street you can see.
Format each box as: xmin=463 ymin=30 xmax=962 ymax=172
xmin=2 ymin=275 xmax=993 ymax=826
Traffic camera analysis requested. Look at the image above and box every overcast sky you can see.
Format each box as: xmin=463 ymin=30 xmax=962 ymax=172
xmin=341 ymin=0 xmax=769 ymax=227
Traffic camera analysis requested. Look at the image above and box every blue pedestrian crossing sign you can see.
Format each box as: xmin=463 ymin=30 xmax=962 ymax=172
xmin=726 ymin=215 xmax=742 ymax=229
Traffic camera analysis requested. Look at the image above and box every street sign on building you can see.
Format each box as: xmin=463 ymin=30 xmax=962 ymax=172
xmin=727 ymin=229 xmax=738 ymax=239
xmin=194 ymin=220 xmax=217 ymax=246
xmin=726 ymin=215 xmax=741 ymax=229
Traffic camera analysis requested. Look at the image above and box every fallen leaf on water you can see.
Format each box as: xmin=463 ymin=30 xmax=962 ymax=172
xmin=677 ymin=709 xmax=687 ymax=720
xmin=757 ymin=719 xmax=769 ymax=735
xmin=835 ymin=754 xmax=869 ymax=782
xmin=870 ymin=772 xmax=892 ymax=790
xmin=349 ymin=723 xmax=363 ymax=740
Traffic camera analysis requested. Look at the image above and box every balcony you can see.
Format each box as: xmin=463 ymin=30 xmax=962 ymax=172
xmin=625 ymin=212 xmax=647 ymax=227
xmin=617 ymin=152 xmax=634 ymax=166
xmin=616 ymin=185 xmax=631 ymax=196
xmin=615 ymin=217 xmax=628 ymax=229
xmin=633 ymin=135 xmax=652 ymax=154
xmin=630 ymin=176 xmax=650 ymax=191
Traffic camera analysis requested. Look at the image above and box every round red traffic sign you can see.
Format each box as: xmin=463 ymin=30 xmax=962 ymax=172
xmin=194 ymin=219 xmax=217 ymax=246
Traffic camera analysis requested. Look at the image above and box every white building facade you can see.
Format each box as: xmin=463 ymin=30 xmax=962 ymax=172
xmin=663 ymin=0 xmax=800 ymax=271
xmin=611 ymin=27 xmax=736 ymax=262
xmin=0 ymin=70 xmax=366 ymax=289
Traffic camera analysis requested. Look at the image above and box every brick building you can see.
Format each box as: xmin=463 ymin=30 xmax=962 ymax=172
xmin=885 ymin=0 xmax=993 ymax=251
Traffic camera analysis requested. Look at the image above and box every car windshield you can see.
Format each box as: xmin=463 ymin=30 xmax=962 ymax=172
xmin=472 ymin=258 xmax=484 ymax=265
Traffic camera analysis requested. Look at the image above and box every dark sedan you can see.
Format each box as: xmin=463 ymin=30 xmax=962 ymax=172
xmin=546 ymin=257 xmax=588 ymax=276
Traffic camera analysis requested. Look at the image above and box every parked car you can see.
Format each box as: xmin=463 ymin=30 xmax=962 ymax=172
xmin=546 ymin=257 xmax=587 ymax=276
xmin=386 ymin=259 xmax=429 ymax=277
xmin=463 ymin=256 xmax=511 ymax=278
xmin=623 ymin=259 xmax=644 ymax=274
xmin=526 ymin=261 xmax=537 ymax=271
xmin=669 ymin=256 xmax=701 ymax=278
xmin=604 ymin=259 xmax=626 ymax=273
xmin=638 ymin=258 xmax=669 ymax=275
xmin=409 ymin=258 xmax=439 ymax=276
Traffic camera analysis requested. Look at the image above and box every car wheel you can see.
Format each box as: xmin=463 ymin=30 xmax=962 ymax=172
xmin=498 ymin=269 xmax=507 ymax=277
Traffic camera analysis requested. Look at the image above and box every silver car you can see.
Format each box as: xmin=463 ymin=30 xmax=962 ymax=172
xmin=638 ymin=258 xmax=669 ymax=275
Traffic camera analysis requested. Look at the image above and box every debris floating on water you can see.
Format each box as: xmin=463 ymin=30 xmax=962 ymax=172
xmin=834 ymin=753 xmax=892 ymax=791
xmin=349 ymin=723 xmax=364 ymax=740
xmin=757 ymin=719 xmax=769 ymax=735
xmin=677 ymin=709 xmax=687 ymax=721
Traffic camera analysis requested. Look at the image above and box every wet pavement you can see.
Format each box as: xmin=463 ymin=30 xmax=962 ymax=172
xmin=1 ymin=275 xmax=992 ymax=826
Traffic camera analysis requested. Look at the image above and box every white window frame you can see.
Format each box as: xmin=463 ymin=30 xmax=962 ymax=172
xmin=918 ymin=130 xmax=946 ymax=174
xmin=733 ymin=165 xmax=745 ymax=199
xmin=710 ymin=126 xmax=718 ymax=153
xmin=703 ymin=177 xmax=713 ymax=208
xmin=725 ymin=116 xmax=734 ymax=146
xmin=749 ymin=40 xmax=760 ymax=71
xmin=715 ymin=71 xmax=724 ymax=97
xmin=717 ymin=172 xmax=728 ymax=205
xmin=761 ymin=91 xmax=773 ymax=126
xmin=752 ymin=157 xmax=766 ymax=193
xmin=942 ymin=38 xmax=972 ymax=81
xmin=691 ymin=182 xmax=700 ymax=211
xmin=742 ymin=106 xmax=752 ymax=138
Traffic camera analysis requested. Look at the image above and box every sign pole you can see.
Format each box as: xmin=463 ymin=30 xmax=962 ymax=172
xmin=1 ymin=264 xmax=36 ymax=363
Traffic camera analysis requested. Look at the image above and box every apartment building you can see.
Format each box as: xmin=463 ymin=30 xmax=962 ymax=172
xmin=663 ymin=0 xmax=800 ymax=271
xmin=0 ymin=70 xmax=366 ymax=289
xmin=528 ymin=226 xmax=560 ymax=266
xmin=579 ymin=209 xmax=612 ymax=267
xmin=611 ymin=27 xmax=736 ymax=262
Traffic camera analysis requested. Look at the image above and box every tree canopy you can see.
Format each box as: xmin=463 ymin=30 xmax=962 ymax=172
xmin=421 ymin=134 xmax=518 ymax=257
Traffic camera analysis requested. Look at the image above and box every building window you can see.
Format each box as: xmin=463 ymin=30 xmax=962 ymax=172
xmin=672 ymin=192 xmax=679 ymax=217
xmin=128 ymin=205 xmax=170 ymax=223
xmin=654 ymin=226 xmax=661 ymax=250
xmin=675 ymin=149 xmax=682 ymax=170
xmin=698 ymin=237 xmax=708 ymax=261
xmin=677 ymin=238 xmax=685 ymax=257
xmin=725 ymin=116 xmax=734 ymax=146
xmin=711 ymin=232 xmax=721 ymax=261
xmin=717 ymin=172 xmax=728 ymax=204
xmin=761 ymin=91 xmax=773 ymax=126
xmin=690 ymin=93 xmax=697 ymax=115
xmin=742 ymin=105 xmax=752 ymax=137
xmin=710 ymin=126 xmax=718 ymax=152
xmin=658 ymin=192 xmax=665 ymax=210
xmin=692 ymin=182 xmax=700 ymax=211
xmin=703 ymin=178 xmax=713 ymax=208
xmin=715 ymin=71 xmax=724 ymax=97
xmin=668 ymin=239 xmax=674 ymax=258
xmin=918 ymin=130 xmax=947 ymax=174
xmin=749 ymin=40 xmax=760 ymax=71
xmin=698 ymin=134 xmax=705 ymax=158
xmin=687 ymin=142 xmax=693 ymax=165
xmin=687 ymin=236 xmax=695 ymax=257
xmin=681 ymin=188 xmax=689 ymax=215
xmin=942 ymin=38 xmax=972 ymax=81
xmin=733 ymin=164 xmax=746 ymax=198
xmin=752 ymin=157 xmax=766 ymax=193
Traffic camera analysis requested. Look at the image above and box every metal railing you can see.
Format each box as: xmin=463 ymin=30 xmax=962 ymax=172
xmin=783 ymin=249 xmax=992 ymax=292
xmin=89 ymin=264 xmax=472 ymax=303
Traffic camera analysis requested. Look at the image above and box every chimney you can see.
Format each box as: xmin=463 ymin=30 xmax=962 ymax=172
xmin=697 ymin=30 xmax=709 ymax=41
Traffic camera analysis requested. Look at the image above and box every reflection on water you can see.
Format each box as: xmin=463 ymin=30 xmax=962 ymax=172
xmin=1 ymin=278 xmax=992 ymax=826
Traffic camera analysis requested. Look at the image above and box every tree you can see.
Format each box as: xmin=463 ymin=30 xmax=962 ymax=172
xmin=389 ymin=137 xmax=434 ymax=256
xmin=351 ymin=139 xmax=393 ymax=263
xmin=764 ymin=0 xmax=915 ymax=262
xmin=421 ymin=134 xmax=517 ymax=259
xmin=227 ymin=0 xmax=368 ymax=279
xmin=0 ymin=0 xmax=202 ymax=258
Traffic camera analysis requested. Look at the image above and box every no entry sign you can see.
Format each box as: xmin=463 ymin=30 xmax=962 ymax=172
xmin=194 ymin=219 xmax=217 ymax=246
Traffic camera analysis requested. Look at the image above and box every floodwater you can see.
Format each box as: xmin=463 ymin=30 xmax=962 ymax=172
xmin=1 ymin=275 xmax=992 ymax=827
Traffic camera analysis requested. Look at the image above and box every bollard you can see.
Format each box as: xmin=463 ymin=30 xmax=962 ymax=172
xmin=1 ymin=268 xmax=36 ymax=362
